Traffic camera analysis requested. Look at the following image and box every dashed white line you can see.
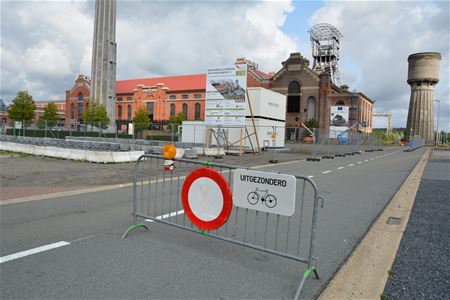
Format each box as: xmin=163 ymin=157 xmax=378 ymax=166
xmin=0 ymin=241 xmax=70 ymax=264
xmin=337 ymin=167 xmax=344 ymax=170
xmin=364 ymin=159 xmax=369 ymax=162
xmin=370 ymin=158 xmax=374 ymax=160
xmin=322 ymin=170 xmax=332 ymax=174
xmin=348 ymin=164 xmax=355 ymax=167
xmin=145 ymin=210 xmax=185 ymax=223
xmin=308 ymin=175 xmax=314 ymax=178
xmin=357 ymin=162 xmax=362 ymax=164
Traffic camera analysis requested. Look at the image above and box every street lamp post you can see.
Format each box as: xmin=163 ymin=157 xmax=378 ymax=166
xmin=435 ymin=99 xmax=440 ymax=146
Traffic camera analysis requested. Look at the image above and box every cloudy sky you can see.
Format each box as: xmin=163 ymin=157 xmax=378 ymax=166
xmin=1 ymin=0 xmax=448 ymax=130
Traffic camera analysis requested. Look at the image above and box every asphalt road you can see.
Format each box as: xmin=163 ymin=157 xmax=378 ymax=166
xmin=0 ymin=147 xmax=426 ymax=299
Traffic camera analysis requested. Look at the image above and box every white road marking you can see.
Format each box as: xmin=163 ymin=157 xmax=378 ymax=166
xmin=348 ymin=164 xmax=355 ymax=167
xmin=357 ymin=162 xmax=362 ymax=164
xmin=308 ymin=175 xmax=314 ymax=178
xmin=322 ymin=170 xmax=332 ymax=174
xmin=370 ymin=158 xmax=374 ymax=160
xmin=365 ymin=159 xmax=369 ymax=162
xmin=145 ymin=210 xmax=185 ymax=223
xmin=337 ymin=167 xmax=344 ymax=170
xmin=0 ymin=241 xmax=70 ymax=264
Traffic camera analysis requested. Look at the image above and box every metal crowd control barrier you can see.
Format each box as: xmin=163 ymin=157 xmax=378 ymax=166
xmin=405 ymin=135 xmax=425 ymax=152
xmin=123 ymin=154 xmax=323 ymax=298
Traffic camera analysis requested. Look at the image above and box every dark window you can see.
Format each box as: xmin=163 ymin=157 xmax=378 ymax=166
xmin=117 ymin=97 xmax=122 ymax=102
xmin=170 ymin=95 xmax=176 ymax=100
xmin=195 ymin=103 xmax=201 ymax=119
xmin=170 ymin=104 xmax=175 ymax=116
xmin=335 ymin=100 xmax=345 ymax=105
xmin=287 ymin=96 xmax=300 ymax=113
xmin=147 ymin=102 xmax=154 ymax=121
xmin=127 ymin=97 xmax=132 ymax=101
xmin=288 ymin=81 xmax=301 ymax=94
xmin=71 ymin=103 xmax=75 ymax=119
xmin=182 ymin=103 xmax=188 ymax=118
xmin=182 ymin=95 xmax=188 ymax=100
xmin=127 ymin=105 xmax=132 ymax=120
xmin=118 ymin=105 xmax=122 ymax=120
xmin=194 ymin=94 xmax=202 ymax=99
xmin=77 ymin=93 xmax=83 ymax=120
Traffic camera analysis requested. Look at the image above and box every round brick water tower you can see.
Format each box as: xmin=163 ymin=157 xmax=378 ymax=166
xmin=405 ymin=52 xmax=441 ymax=143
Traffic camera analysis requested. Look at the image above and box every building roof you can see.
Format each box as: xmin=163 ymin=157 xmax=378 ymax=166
xmin=251 ymin=68 xmax=272 ymax=80
xmin=116 ymin=74 xmax=206 ymax=94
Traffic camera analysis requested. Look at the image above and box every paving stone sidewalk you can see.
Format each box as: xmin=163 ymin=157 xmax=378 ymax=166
xmin=384 ymin=150 xmax=449 ymax=299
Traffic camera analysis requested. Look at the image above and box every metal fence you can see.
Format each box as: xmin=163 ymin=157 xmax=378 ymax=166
xmin=2 ymin=120 xmax=181 ymax=142
xmin=123 ymin=154 xmax=323 ymax=298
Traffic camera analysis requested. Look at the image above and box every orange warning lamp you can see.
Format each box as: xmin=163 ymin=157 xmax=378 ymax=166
xmin=163 ymin=143 xmax=177 ymax=160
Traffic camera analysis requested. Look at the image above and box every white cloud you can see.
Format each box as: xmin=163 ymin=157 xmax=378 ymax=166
xmin=310 ymin=1 xmax=449 ymax=130
xmin=1 ymin=0 xmax=297 ymax=103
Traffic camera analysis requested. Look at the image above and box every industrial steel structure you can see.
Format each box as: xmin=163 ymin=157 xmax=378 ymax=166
xmin=373 ymin=112 xmax=393 ymax=133
xmin=309 ymin=23 xmax=343 ymax=85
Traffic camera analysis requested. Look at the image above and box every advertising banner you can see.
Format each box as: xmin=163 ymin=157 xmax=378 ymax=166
xmin=205 ymin=64 xmax=247 ymax=127
xmin=330 ymin=106 xmax=349 ymax=138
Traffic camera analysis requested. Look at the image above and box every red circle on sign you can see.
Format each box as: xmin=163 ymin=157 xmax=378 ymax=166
xmin=182 ymin=168 xmax=232 ymax=230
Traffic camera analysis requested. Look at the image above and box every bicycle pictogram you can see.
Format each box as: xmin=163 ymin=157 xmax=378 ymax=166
xmin=247 ymin=188 xmax=277 ymax=208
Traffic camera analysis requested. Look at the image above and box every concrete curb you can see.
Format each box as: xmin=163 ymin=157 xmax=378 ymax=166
xmin=318 ymin=148 xmax=430 ymax=300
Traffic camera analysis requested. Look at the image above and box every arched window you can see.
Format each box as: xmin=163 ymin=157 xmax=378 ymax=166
xmin=118 ymin=105 xmax=122 ymax=120
xmin=127 ymin=105 xmax=132 ymax=120
xmin=287 ymin=81 xmax=301 ymax=113
xmin=195 ymin=103 xmax=201 ymax=120
xmin=77 ymin=93 xmax=83 ymax=120
xmin=182 ymin=103 xmax=188 ymax=119
xmin=335 ymin=100 xmax=345 ymax=106
xmin=307 ymin=96 xmax=316 ymax=121
xmin=71 ymin=103 xmax=75 ymax=119
xmin=288 ymin=81 xmax=301 ymax=94
xmin=170 ymin=104 xmax=175 ymax=116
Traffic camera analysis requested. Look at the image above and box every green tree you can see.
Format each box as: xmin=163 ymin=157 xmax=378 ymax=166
xmin=37 ymin=102 xmax=59 ymax=129
xmin=8 ymin=91 xmax=36 ymax=122
xmin=168 ymin=112 xmax=184 ymax=132
xmin=83 ymin=102 xmax=110 ymax=129
xmin=132 ymin=107 xmax=150 ymax=138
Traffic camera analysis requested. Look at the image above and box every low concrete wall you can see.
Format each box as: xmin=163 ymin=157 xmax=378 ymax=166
xmin=0 ymin=141 xmax=144 ymax=163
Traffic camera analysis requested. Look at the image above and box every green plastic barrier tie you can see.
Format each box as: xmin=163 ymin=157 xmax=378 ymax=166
xmin=127 ymin=223 xmax=146 ymax=232
xmin=199 ymin=229 xmax=208 ymax=235
xmin=303 ymin=267 xmax=315 ymax=279
xmin=202 ymin=161 xmax=212 ymax=167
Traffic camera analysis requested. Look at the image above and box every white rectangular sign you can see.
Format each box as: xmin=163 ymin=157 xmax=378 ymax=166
xmin=205 ymin=64 xmax=247 ymax=128
xmin=232 ymin=169 xmax=296 ymax=216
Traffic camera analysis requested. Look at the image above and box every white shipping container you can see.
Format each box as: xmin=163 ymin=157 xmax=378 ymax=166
xmin=181 ymin=121 xmax=205 ymax=144
xmin=181 ymin=87 xmax=286 ymax=149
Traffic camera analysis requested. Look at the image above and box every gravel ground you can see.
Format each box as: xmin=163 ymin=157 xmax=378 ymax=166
xmin=0 ymin=149 xmax=308 ymax=200
xmin=383 ymin=151 xmax=450 ymax=299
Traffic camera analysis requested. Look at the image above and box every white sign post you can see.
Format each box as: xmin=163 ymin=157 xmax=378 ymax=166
xmin=232 ymin=169 xmax=296 ymax=216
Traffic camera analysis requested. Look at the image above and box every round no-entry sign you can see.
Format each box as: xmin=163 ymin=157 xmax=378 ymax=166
xmin=182 ymin=168 xmax=232 ymax=230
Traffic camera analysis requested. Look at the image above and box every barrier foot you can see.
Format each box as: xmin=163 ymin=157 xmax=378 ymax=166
xmin=294 ymin=266 xmax=317 ymax=300
xmin=122 ymin=223 xmax=149 ymax=239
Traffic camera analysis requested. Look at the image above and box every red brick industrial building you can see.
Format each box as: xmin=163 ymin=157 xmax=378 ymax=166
xmin=64 ymin=53 xmax=373 ymax=133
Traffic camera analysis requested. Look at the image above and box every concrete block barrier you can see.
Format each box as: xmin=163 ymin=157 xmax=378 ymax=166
xmin=112 ymin=151 xmax=132 ymax=163
xmin=68 ymin=149 xmax=86 ymax=161
xmin=129 ymin=151 xmax=145 ymax=161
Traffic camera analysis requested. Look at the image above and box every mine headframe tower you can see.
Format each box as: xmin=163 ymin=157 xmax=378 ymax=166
xmin=309 ymin=23 xmax=343 ymax=85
